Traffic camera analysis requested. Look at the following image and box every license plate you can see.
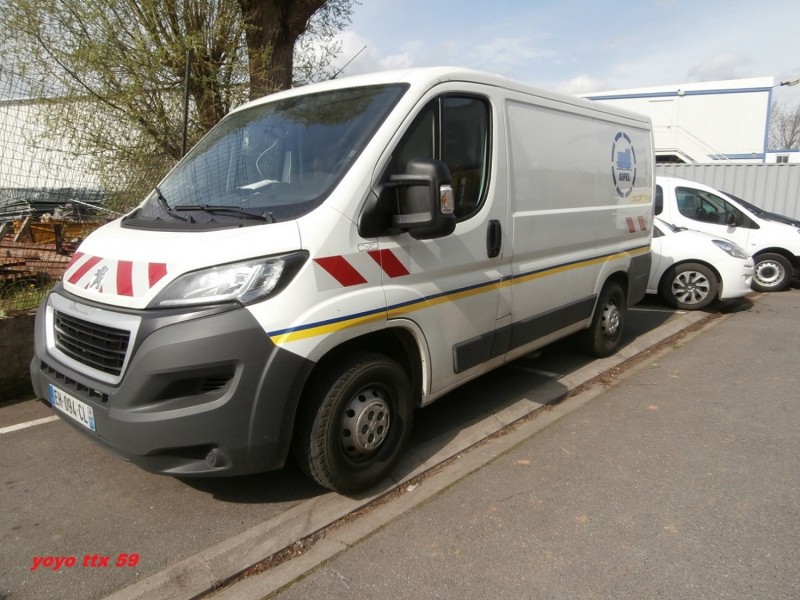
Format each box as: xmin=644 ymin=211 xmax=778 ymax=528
xmin=49 ymin=385 xmax=96 ymax=432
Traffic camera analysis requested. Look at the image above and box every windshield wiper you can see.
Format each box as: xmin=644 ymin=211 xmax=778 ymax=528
xmin=174 ymin=204 xmax=275 ymax=223
xmin=155 ymin=187 xmax=193 ymax=223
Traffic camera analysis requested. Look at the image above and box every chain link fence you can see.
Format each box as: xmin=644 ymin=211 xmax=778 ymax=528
xmin=1 ymin=51 xmax=171 ymax=317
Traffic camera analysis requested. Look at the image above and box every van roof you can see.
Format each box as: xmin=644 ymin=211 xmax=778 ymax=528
xmin=231 ymin=67 xmax=652 ymax=124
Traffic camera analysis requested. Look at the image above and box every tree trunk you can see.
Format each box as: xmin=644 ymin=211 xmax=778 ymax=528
xmin=238 ymin=0 xmax=325 ymax=99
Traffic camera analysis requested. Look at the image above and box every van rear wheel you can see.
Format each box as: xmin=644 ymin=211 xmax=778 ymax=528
xmin=293 ymin=352 xmax=413 ymax=494
xmin=575 ymin=282 xmax=625 ymax=358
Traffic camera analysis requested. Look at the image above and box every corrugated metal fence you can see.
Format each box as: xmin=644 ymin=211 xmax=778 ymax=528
xmin=657 ymin=163 xmax=800 ymax=219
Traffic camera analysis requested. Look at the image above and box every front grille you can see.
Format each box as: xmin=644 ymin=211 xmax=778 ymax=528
xmin=41 ymin=360 xmax=109 ymax=402
xmin=54 ymin=311 xmax=131 ymax=376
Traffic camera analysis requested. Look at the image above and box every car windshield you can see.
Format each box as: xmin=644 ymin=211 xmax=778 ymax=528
xmin=723 ymin=191 xmax=761 ymax=215
xmin=125 ymin=84 xmax=407 ymax=228
xmin=654 ymin=218 xmax=682 ymax=233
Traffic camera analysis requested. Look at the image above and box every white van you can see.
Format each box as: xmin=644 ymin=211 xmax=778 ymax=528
xmin=656 ymin=176 xmax=800 ymax=292
xmin=30 ymin=68 xmax=654 ymax=492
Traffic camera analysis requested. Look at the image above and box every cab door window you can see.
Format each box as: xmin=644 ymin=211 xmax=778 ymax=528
xmin=390 ymin=95 xmax=491 ymax=219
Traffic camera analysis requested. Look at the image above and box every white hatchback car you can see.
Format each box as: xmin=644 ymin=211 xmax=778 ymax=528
xmin=648 ymin=218 xmax=754 ymax=310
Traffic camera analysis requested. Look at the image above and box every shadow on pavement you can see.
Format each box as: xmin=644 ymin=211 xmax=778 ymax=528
xmin=177 ymin=296 xmax=753 ymax=504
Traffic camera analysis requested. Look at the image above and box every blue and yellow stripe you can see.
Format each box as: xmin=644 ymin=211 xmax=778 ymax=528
xmin=268 ymin=244 xmax=650 ymax=345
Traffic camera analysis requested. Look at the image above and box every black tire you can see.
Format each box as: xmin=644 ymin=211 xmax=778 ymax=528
xmin=575 ymin=281 xmax=626 ymax=358
xmin=293 ymin=352 xmax=414 ymax=493
xmin=659 ymin=262 xmax=718 ymax=310
xmin=752 ymin=253 xmax=792 ymax=292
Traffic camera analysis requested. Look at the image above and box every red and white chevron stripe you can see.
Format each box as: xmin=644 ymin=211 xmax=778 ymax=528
xmin=625 ymin=215 xmax=649 ymax=234
xmin=64 ymin=252 xmax=169 ymax=297
xmin=314 ymin=248 xmax=410 ymax=287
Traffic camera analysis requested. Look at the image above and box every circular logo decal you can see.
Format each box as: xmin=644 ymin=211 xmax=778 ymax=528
xmin=611 ymin=132 xmax=637 ymax=198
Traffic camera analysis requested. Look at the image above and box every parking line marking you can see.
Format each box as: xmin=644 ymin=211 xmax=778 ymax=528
xmin=0 ymin=415 xmax=59 ymax=435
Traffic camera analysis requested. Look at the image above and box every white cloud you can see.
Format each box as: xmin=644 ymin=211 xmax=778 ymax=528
xmin=332 ymin=32 xmax=419 ymax=76
xmin=471 ymin=37 xmax=554 ymax=72
xmin=339 ymin=0 xmax=800 ymax=106
xmin=380 ymin=53 xmax=415 ymax=71
xmin=555 ymin=75 xmax=608 ymax=96
xmin=330 ymin=31 xmax=383 ymax=76
xmin=331 ymin=27 xmax=556 ymax=81
xmin=687 ymin=53 xmax=754 ymax=83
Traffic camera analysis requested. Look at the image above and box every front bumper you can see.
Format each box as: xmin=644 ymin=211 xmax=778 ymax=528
xmin=30 ymin=286 xmax=314 ymax=476
xmin=719 ymin=261 xmax=755 ymax=300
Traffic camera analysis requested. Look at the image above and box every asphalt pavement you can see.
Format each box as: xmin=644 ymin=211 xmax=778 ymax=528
xmin=4 ymin=297 xmax=703 ymax=600
xmin=212 ymin=289 xmax=800 ymax=600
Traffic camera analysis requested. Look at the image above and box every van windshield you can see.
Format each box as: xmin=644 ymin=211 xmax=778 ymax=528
xmin=125 ymin=84 xmax=408 ymax=228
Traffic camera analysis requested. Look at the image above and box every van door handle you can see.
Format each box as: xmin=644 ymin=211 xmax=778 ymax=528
xmin=487 ymin=219 xmax=502 ymax=258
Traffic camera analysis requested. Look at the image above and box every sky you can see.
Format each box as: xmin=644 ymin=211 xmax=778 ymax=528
xmin=331 ymin=0 xmax=800 ymax=106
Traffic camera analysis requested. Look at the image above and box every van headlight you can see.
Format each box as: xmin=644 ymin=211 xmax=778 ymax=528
xmin=711 ymin=239 xmax=749 ymax=259
xmin=151 ymin=252 xmax=307 ymax=308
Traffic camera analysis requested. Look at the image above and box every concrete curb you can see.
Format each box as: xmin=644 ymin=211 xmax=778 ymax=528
xmin=104 ymin=308 xmax=717 ymax=600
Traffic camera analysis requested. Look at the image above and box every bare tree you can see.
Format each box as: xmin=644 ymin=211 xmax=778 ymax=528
xmin=769 ymin=101 xmax=800 ymax=150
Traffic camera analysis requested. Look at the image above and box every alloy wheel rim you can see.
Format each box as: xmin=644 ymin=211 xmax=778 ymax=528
xmin=672 ymin=271 xmax=711 ymax=305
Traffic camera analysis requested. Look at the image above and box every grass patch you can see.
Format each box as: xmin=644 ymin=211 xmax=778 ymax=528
xmin=0 ymin=277 xmax=51 ymax=318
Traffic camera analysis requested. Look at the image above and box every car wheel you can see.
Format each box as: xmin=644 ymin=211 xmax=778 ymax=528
xmin=574 ymin=281 xmax=625 ymax=358
xmin=752 ymin=253 xmax=792 ymax=292
xmin=659 ymin=262 xmax=718 ymax=310
xmin=293 ymin=352 xmax=414 ymax=493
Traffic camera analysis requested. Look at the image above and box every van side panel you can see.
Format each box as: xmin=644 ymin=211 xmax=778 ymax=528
xmin=505 ymin=93 xmax=652 ymax=354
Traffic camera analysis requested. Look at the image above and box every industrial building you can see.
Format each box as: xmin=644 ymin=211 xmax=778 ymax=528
xmin=583 ymin=76 xmax=798 ymax=164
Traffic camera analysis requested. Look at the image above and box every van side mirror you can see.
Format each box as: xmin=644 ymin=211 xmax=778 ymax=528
xmin=389 ymin=158 xmax=456 ymax=239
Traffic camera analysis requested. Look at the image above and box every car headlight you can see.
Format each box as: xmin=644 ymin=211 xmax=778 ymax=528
xmin=711 ymin=239 xmax=749 ymax=259
xmin=151 ymin=252 xmax=307 ymax=308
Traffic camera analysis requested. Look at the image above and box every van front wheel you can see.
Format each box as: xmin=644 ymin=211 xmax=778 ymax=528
xmin=575 ymin=282 xmax=626 ymax=358
xmin=293 ymin=352 xmax=413 ymax=494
